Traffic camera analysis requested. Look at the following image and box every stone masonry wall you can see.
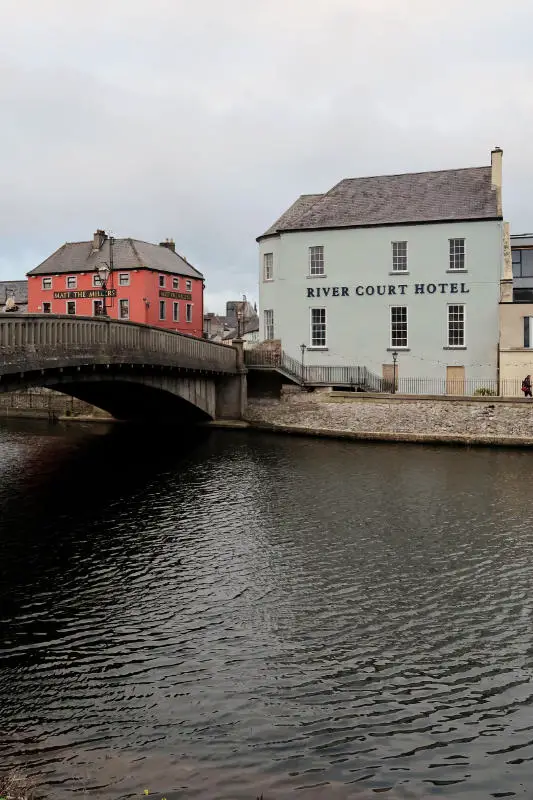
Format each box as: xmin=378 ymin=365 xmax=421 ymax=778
xmin=245 ymin=390 xmax=533 ymax=440
xmin=0 ymin=388 xmax=110 ymax=418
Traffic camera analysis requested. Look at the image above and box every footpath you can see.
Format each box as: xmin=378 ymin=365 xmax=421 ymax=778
xmin=242 ymin=390 xmax=533 ymax=448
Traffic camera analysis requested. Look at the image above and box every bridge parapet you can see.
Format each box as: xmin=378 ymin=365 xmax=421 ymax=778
xmin=0 ymin=315 xmax=238 ymax=375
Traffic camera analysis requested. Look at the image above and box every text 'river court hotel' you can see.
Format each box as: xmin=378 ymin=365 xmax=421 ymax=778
xmin=257 ymin=148 xmax=505 ymax=387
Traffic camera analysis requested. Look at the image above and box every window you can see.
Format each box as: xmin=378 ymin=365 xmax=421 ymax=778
xmin=173 ymin=302 xmax=179 ymax=322
xmin=66 ymin=276 xmax=77 ymax=289
xmin=43 ymin=302 xmax=51 ymax=313
xmin=159 ymin=275 xmax=165 ymax=288
xmin=119 ymin=299 xmax=129 ymax=320
xmin=93 ymin=274 xmax=102 ymax=287
xmin=390 ymin=306 xmax=408 ymax=348
xmin=159 ymin=300 xmax=166 ymax=320
xmin=185 ymin=280 xmax=192 ymax=292
xmin=118 ymin=273 xmax=130 ymax=286
xmin=448 ymin=304 xmax=465 ymax=347
xmin=93 ymin=299 xmax=103 ymax=316
xmin=186 ymin=303 xmax=192 ymax=323
xmin=264 ymin=252 xmax=274 ymax=281
xmin=172 ymin=277 xmax=179 ymax=289
xmin=66 ymin=301 xmax=76 ymax=315
xmin=524 ymin=317 xmax=533 ymax=348
xmin=392 ymin=241 xmax=408 ymax=272
xmin=264 ymin=309 xmax=274 ymax=340
xmin=310 ymin=308 xmax=326 ymax=347
xmin=449 ymin=238 xmax=465 ymax=270
xmin=309 ymin=246 xmax=325 ymax=276
xmin=512 ymin=249 xmax=533 ymax=279
xmin=42 ymin=277 xmax=52 ymax=290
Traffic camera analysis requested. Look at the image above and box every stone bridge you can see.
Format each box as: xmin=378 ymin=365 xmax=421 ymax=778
xmin=0 ymin=315 xmax=245 ymax=422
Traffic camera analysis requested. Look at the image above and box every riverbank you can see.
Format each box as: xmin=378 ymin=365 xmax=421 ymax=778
xmin=242 ymin=391 xmax=533 ymax=447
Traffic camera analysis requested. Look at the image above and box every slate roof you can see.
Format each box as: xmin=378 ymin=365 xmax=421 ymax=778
xmin=27 ymin=238 xmax=203 ymax=279
xmin=258 ymin=166 xmax=500 ymax=239
xmin=0 ymin=280 xmax=28 ymax=306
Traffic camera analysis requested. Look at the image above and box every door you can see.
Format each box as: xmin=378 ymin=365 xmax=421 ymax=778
xmin=446 ymin=366 xmax=465 ymax=396
xmin=382 ymin=363 xmax=397 ymax=393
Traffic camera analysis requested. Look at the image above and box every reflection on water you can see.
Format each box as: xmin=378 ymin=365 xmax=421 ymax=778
xmin=1 ymin=419 xmax=533 ymax=798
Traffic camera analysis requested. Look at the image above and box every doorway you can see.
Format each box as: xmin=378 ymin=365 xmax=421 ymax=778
xmin=446 ymin=366 xmax=465 ymax=396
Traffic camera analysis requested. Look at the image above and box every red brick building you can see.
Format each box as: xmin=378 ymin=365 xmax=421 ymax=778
xmin=27 ymin=230 xmax=204 ymax=337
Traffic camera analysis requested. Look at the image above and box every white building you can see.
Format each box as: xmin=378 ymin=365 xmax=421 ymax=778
xmin=257 ymin=149 xmax=505 ymax=389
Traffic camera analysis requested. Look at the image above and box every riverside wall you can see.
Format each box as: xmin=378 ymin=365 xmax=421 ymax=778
xmin=0 ymin=388 xmax=110 ymax=420
xmin=244 ymin=389 xmax=533 ymax=447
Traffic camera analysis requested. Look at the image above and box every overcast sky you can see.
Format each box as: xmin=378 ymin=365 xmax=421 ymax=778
xmin=1 ymin=0 xmax=532 ymax=313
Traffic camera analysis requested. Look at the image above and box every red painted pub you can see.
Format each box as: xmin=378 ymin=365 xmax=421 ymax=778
xmin=27 ymin=230 xmax=204 ymax=338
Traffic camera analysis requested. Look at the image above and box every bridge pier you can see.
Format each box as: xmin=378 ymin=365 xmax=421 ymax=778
xmin=216 ymin=339 xmax=247 ymax=420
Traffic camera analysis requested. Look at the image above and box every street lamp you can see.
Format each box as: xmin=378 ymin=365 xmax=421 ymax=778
xmin=300 ymin=343 xmax=306 ymax=384
xmin=392 ymin=350 xmax=398 ymax=394
xmin=95 ymin=263 xmax=110 ymax=316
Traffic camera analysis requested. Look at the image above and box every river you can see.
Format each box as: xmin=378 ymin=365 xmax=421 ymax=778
xmin=1 ymin=419 xmax=533 ymax=799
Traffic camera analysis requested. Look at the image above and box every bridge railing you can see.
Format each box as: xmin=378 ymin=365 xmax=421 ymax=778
xmin=0 ymin=315 xmax=238 ymax=374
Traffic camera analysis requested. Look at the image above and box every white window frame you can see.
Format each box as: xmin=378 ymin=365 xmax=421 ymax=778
xmin=263 ymin=252 xmax=274 ymax=281
xmin=118 ymin=272 xmax=130 ymax=286
xmin=449 ymin=238 xmax=466 ymax=271
xmin=390 ymin=306 xmax=408 ymax=349
xmin=66 ymin=275 xmax=77 ymax=289
xmin=172 ymin=277 xmax=179 ymax=290
xmin=159 ymin=300 xmax=166 ymax=320
xmin=310 ymin=307 xmax=327 ymax=348
xmin=308 ymin=245 xmax=325 ymax=276
xmin=42 ymin=302 xmax=51 ymax=313
xmin=185 ymin=279 xmax=192 ymax=292
xmin=447 ymin=304 xmax=466 ymax=347
xmin=186 ymin=303 xmax=193 ymax=323
xmin=264 ymin=309 xmax=274 ymax=340
xmin=173 ymin=302 xmax=180 ymax=322
xmin=159 ymin=274 xmax=166 ymax=288
xmin=524 ymin=316 xmax=533 ymax=348
xmin=42 ymin=277 xmax=52 ymax=290
xmin=119 ymin=298 xmax=130 ymax=320
xmin=66 ymin=300 xmax=76 ymax=315
xmin=93 ymin=274 xmax=102 ymax=287
xmin=391 ymin=241 xmax=408 ymax=272
xmin=93 ymin=299 xmax=104 ymax=316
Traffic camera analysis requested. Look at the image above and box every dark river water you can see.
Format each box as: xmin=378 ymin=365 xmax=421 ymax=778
xmin=1 ymin=420 xmax=533 ymax=799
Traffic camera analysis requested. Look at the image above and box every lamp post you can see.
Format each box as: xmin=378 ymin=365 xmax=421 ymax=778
xmin=392 ymin=350 xmax=398 ymax=394
xmin=300 ymin=343 xmax=306 ymax=385
xmin=94 ymin=236 xmax=114 ymax=317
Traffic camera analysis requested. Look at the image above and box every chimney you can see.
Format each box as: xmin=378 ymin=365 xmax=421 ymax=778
xmin=491 ymin=147 xmax=503 ymax=215
xmin=93 ymin=229 xmax=107 ymax=250
xmin=159 ymin=238 xmax=176 ymax=252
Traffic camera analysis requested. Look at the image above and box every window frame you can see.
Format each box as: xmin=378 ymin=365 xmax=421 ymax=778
xmin=173 ymin=301 xmax=179 ymax=322
xmin=263 ymin=252 xmax=274 ymax=281
xmin=118 ymin=272 xmax=130 ymax=287
xmin=172 ymin=277 xmax=179 ymax=290
xmin=447 ymin=303 xmax=466 ymax=347
xmin=391 ymin=241 xmax=408 ymax=273
xmin=524 ymin=316 xmax=533 ymax=348
xmin=42 ymin=277 xmax=52 ymax=290
xmin=185 ymin=279 xmax=192 ymax=292
xmin=66 ymin=300 xmax=76 ymax=315
xmin=42 ymin=302 xmax=51 ymax=314
xmin=449 ymin=238 xmax=466 ymax=271
xmin=66 ymin=275 xmax=77 ymax=289
xmin=159 ymin=300 xmax=166 ymax=320
xmin=119 ymin=298 xmax=130 ymax=320
xmin=93 ymin=299 xmax=104 ymax=316
xmin=93 ymin=274 xmax=103 ymax=287
xmin=310 ymin=307 xmax=327 ymax=348
xmin=159 ymin=274 xmax=166 ymax=288
xmin=308 ymin=245 xmax=325 ymax=276
xmin=264 ymin=309 xmax=274 ymax=341
xmin=185 ymin=303 xmax=193 ymax=323
xmin=390 ymin=305 xmax=408 ymax=349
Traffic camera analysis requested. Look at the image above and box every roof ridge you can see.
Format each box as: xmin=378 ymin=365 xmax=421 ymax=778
xmin=337 ymin=165 xmax=489 ymax=184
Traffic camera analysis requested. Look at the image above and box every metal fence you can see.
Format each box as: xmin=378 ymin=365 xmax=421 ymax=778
xmin=244 ymin=350 xmax=527 ymax=397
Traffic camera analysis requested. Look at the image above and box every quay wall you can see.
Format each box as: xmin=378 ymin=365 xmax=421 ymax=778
xmin=243 ymin=389 xmax=533 ymax=447
xmin=0 ymin=388 xmax=110 ymax=420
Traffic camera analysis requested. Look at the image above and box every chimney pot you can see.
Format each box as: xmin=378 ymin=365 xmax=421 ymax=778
xmin=93 ymin=229 xmax=107 ymax=250
xmin=159 ymin=239 xmax=176 ymax=252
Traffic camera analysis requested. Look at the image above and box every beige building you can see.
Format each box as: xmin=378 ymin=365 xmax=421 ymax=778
xmin=499 ymin=229 xmax=533 ymax=395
